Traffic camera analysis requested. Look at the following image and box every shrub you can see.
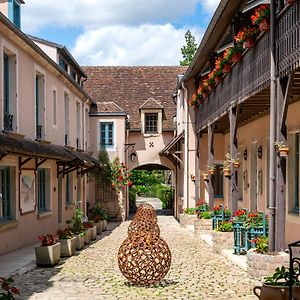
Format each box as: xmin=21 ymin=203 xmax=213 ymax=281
xmin=217 ymin=221 xmax=233 ymax=232
xmin=66 ymin=208 xmax=85 ymax=234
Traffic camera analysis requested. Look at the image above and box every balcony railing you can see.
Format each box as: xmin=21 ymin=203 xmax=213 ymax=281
xmin=4 ymin=112 xmax=13 ymax=132
xmin=36 ymin=124 xmax=42 ymax=140
xmin=195 ymin=3 xmax=300 ymax=132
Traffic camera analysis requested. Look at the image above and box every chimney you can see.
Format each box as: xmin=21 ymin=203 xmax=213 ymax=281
xmin=0 ymin=0 xmax=25 ymax=29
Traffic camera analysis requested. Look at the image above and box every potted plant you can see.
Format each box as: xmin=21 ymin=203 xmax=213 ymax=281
xmin=0 ymin=277 xmax=20 ymax=300
xmin=66 ymin=208 xmax=85 ymax=250
xmin=35 ymin=234 xmax=60 ymax=266
xmin=83 ymin=218 xmax=97 ymax=242
xmin=230 ymin=46 xmax=244 ymax=63
xmin=274 ymin=141 xmax=289 ymax=158
xmin=57 ymin=227 xmax=76 ymax=257
xmin=251 ymin=4 xmax=270 ymax=32
xmin=208 ymin=164 xmax=216 ymax=175
xmin=235 ymin=27 xmax=258 ymax=48
xmin=215 ymin=56 xmax=231 ymax=74
xmin=253 ymin=266 xmax=300 ymax=299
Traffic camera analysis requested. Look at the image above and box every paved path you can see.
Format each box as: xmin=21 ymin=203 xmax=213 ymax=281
xmin=136 ymin=196 xmax=163 ymax=210
xmin=12 ymin=217 xmax=258 ymax=300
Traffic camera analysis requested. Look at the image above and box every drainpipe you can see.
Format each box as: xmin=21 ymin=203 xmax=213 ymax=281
xmin=182 ymin=82 xmax=189 ymax=209
xmin=268 ymin=0 xmax=276 ymax=253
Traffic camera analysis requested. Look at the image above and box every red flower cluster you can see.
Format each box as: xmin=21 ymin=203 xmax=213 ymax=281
xmin=38 ymin=234 xmax=57 ymax=246
xmin=233 ymin=209 xmax=246 ymax=217
xmin=0 ymin=277 xmax=20 ymax=298
xmin=111 ymin=157 xmax=132 ymax=191
xmin=251 ymin=4 xmax=270 ymax=25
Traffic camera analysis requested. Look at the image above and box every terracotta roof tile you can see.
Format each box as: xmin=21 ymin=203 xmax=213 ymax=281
xmin=83 ymin=66 xmax=187 ymax=129
xmin=97 ymin=101 xmax=124 ymax=113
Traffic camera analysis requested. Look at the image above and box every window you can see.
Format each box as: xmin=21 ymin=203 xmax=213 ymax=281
xmin=100 ymin=122 xmax=114 ymax=148
xmin=3 ymin=52 xmax=16 ymax=132
xmin=295 ymin=133 xmax=299 ymax=213
xmin=64 ymin=92 xmax=70 ymax=145
xmin=71 ymin=70 xmax=76 ymax=80
xmin=76 ymin=102 xmax=81 ymax=149
xmin=212 ymin=164 xmax=224 ymax=198
xmin=35 ymin=73 xmax=45 ymax=139
xmin=37 ymin=169 xmax=46 ymax=212
xmin=145 ymin=113 xmax=158 ymax=134
xmin=65 ymin=173 xmax=73 ymax=206
xmin=52 ymin=89 xmax=57 ymax=126
xmin=8 ymin=0 xmax=21 ymax=28
xmin=0 ymin=167 xmax=11 ymax=221
xmin=59 ymin=57 xmax=68 ymax=72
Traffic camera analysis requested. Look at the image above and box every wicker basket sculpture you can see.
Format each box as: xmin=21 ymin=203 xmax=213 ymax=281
xmin=118 ymin=203 xmax=171 ymax=286
xmin=118 ymin=231 xmax=171 ymax=286
xmin=128 ymin=219 xmax=160 ymax=236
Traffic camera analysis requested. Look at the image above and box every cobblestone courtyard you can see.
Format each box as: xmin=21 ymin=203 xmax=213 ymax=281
xmin=13 ymin=216 xmax=258 ymax=299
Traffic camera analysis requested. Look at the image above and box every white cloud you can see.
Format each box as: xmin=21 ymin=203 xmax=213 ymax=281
xmin=72 ymin=24 xmax=203 ymax=66
xmin=22 ymin=0 xmax=201 ymax=33
xmin=201 ymin=0 xmax=221 ymax=14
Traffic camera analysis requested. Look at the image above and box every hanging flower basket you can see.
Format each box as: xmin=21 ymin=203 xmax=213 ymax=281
xmin=243 ymin=37 xmax=256 ymax=48
xmin=233 ymin=161 xmax=240 ymax=169
xmin=223 ymin=168 xmax=231 ymax=178
xmin=203 ymin=173 xmax=209 ymax=182
xmin=208 ymin=169 xmax=215 ymax=175
xmin=278 ymin=147 xmax=289 ymax=158
xmin=259 ymin=18 xmax=270 ymax=32
xmin=231 ymin=52 xmax=242 ymax=63
xmin=223 ymin=63 xmax=232 ymax=74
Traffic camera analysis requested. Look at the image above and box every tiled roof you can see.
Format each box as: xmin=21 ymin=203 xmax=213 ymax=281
xmin=139 ymin=97 xmax=164 ymax=110
xmin=83 ymin=66 xmax=187 ymax=129
xmin=97 ymin=102 xmax=124 ymax=113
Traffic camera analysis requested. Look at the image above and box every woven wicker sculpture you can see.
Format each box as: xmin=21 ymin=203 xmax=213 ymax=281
xmin=136 ymin=203 xmax=156 ymax=212
xmin=118 ymin=231 xmax=171 ymax=286
xmin=128 ymin=219 xmax=160 ymax=236
xmin=134 ymin=209 xmax=157 ymax=223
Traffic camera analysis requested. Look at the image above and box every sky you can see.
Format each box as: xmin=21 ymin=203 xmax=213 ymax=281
xmin=22 ymin=0 xmax=221 ymax=66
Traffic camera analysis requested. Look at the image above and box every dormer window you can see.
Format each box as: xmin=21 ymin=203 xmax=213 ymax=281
xmin=7 ymin=0 xmax=22 ymax=29
xmin=145 ymin=113 xmax=158 ymax=134
xmin=139 ymin=97 xmax=164 ymax=135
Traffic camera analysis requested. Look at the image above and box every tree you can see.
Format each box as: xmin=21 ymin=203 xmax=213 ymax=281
xmin=180 ymin=30 xmax=198 ymax=66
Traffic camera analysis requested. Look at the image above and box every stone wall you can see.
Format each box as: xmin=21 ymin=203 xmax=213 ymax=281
xmin=212 ymin=231 xmax=234 ymax=253
xmin=179 ymin=214 xmax=197 ymax=227
xmin=247 ymin=249 xmax=289 ymax=278
xmin=194 ymin=219 xmax=212 ymax=234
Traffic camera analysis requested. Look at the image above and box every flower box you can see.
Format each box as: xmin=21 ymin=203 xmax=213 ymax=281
xmin=223 ymin=63 xmax=231 ymax=73
xmin=194 ymin=219 xmax=212 ymax=234
xmin=58 ymin=237 xmax=77 ymax=257
xmin=259 ymin=18 xmax=270 ymax=32
xmin=278 ymin=147 xmax=289 ymax=158
xmin=102 ymin=219 xmax=107 ymax=231
xmin=75 ymin=233 xmax=84 ymax=250
xmin=179 ymin=214 xmax=197 ymax=228
xmin=84 ymin=228 xmax=92 ymax=244
xmin=231 ymin=52 xmax=242 ymax=63
xmin=91 ymin=226 xmax=97 ymax=240
xmin=95 ymin=222 xmax=103 ymax=235
xmin=244 ymin=37 xmax=255 ymax=48
xmin=35 ymin=243 xmax=60 ymax=266
xmin=223 ymin=168 xmax=231 ymax=177
xmin=212 ymin=231 xmax=234 ymax=252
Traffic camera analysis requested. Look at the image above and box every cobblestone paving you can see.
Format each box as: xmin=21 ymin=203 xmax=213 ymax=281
xmin=13 ymin=216 xmax=258 ymax=300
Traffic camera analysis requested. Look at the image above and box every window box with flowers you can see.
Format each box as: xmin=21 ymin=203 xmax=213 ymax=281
xmin=208 ymin=164 xmax=216 ymax=175
xmin=251 ymin=4 xmax=270 ymax=32
xmin=35 ymin=234 xmax=60 ymax=266
xmin=274 ymin=141 xmax=289 ymax=158
xmin=215 ymin=56 xmax=231 ymax=74
xmin=57 ymin=228 xmax=77 ymax=257
xmin=225 ymin=46 xmax=244 ymax=64
xmin=235 ymin=27 xmax=258 ymax=49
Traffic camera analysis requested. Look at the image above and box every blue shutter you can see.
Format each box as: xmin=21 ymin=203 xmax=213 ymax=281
xmin=1 ymin=168 xmax=11 ymax=219
xmin=38 ymin=169 xmax=46 ymax=212
xmin=13 ymin=1 xmax=20 ymax=28
xmin=3 ymin=54 xmax=9 ymax=114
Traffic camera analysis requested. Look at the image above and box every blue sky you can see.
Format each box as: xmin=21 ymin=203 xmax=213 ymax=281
xmin=22 ymin=0 xmax=220 ymax=66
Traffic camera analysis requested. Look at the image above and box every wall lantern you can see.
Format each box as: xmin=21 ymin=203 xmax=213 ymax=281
xmin=257 ymin=146 xmax=263 ymax=159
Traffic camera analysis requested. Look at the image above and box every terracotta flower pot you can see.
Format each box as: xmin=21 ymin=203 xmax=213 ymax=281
xmin=278 ymin=147 xmax=289 ymax=158
xmin=223 ymin=169 xmax=231 ymax=178
xmin=223 ymin=63 xmax=231 ymax=73
xmin=231 ymin=52 xmax=242 ymax=63
xmin=243 ymin=37 xmax=255 ymax=48
xmin=287 ymin=0 xmax=296 ymax=4
xmin=259 ymin=18 xmax=270 ymax=32
xmin=253 ymin=284 xmax=300 ymax=300
xmin=215 ymin=75 xmax=223 ymax=83
xmin=208 ymin=169 xmax=215 ymax=175
xmin=233 ymin=162 xmax=240 ymax=169
xmin=203 ymin=91 xmax=208 ymax=98
xmin=208 ymin=84 xmax=214 ymax=91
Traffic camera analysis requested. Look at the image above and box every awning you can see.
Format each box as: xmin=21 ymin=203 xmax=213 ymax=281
xmin=160 ymin=131 xmax=184 ymax=154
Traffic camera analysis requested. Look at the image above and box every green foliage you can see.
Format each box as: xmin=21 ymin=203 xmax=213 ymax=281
xmin=254 ymin=236 xmax=268 ymax=254
xmin=199 ymin=211 xmax=212 ymax=219
xmin=66 ymin=208 xmax=85 ymax=234
xmin=217 ymin=221 xmax=233 ymax=232
xmin=57 ymin=228 xmax=73 ymax=239
xmin=0 ymin=277 xmax=20 ymax=300
xmin=264 ymin=266 xmax=300 ymax=286
xmin=180 ymin=30 xmax=198 ymax=66
xmin=183 ymin=208 xmax=197 ymax=215
xmin=90 ymin=204 xmax=108 ymax=221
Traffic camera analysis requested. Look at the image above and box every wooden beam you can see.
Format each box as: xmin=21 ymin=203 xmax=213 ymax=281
xmin=19 ymin=157 xmax=32 ymax=169
xmin=208 ymin=124 xmax=215 ymax=209
xmin=229 ymin=106 xmax=239 ymax=212
xmin=35 ymin=158 xmax=47 ymax=169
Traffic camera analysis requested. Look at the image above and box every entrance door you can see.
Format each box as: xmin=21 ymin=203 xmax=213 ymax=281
xmin=250 ymin=142 xmax=258 ymax=211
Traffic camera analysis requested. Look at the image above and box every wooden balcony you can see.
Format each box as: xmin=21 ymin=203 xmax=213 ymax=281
xmin=195 ymin=3 xmax=300 ymax=133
